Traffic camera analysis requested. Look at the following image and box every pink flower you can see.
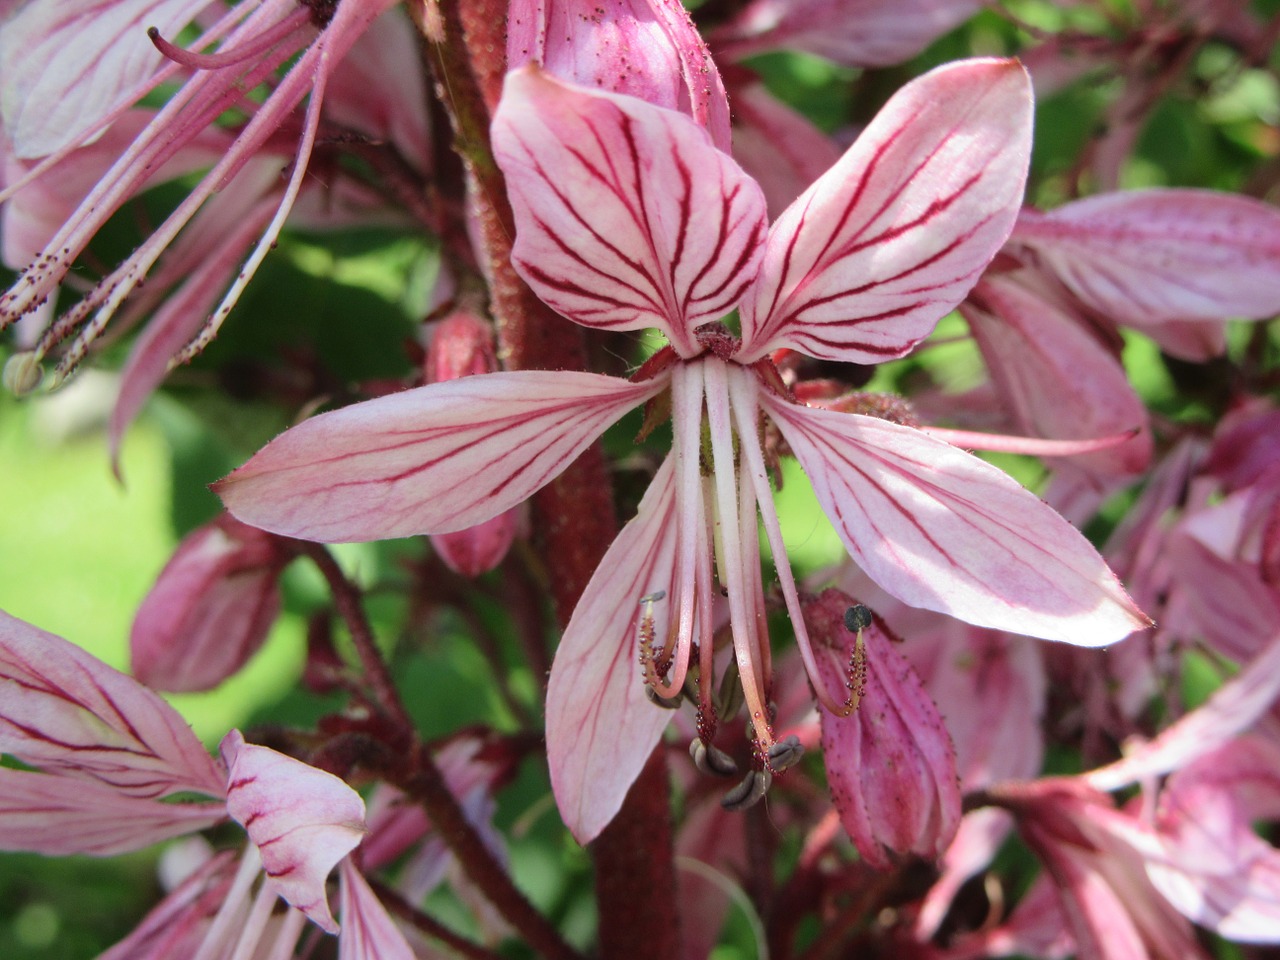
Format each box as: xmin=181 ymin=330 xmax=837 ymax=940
xmin=218 ymin=60 xmax=1147 ymax=841
xmin=0 ymin=607 xmax=418 ymax=956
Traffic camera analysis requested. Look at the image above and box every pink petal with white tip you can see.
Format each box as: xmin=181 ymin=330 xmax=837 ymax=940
xmin=546 ymin=456 xmax=680 ymax=844
xmin=221 ymin=731 xmax=366 ymax=934
xmin=0 ymin=768 xmax=224 ymax=856
xmin=737 ymin=58 xmax=1032 ymax=363
xmin=217 ymin=370 xmax=662 ymax=542
xmin=492 ymin=66 xmax=767 ymax=357
xmin=0 ymin=610 xmax=226 ymax=799
xmin=0 ymin=0 xmax=211 ymax=158
xmin=1012 ymin=189 xmax=1280 ymax=325
xmin=337 ymin=859 xmax=417 ymax=960
xmin=759 ymin=398 xmax=1148 ymax=645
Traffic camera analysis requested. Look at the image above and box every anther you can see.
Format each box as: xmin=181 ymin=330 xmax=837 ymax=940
xmin=691 ymin=738 xmax=738 ymax=778
xmin=647 ymin=687 xmax=684 ymax=710
xmin=835 ymin=606 xmax=871 ymax=718
xmin=3 ymin=351 xmax=43 ymax=396
xmin=721 ymin=768 xmax=772 ymax=812
xmin=766 ymin=735 xmax=805 ymax=772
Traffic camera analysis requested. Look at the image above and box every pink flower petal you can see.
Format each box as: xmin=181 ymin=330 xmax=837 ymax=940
xmin=1012 ymin=189 xmax=1280 ymax=325
xmin=737 ymin=58 xmax=1032 ymax=363
xmin=337 ymin=859 xmax=417 ymax=959
xmin=1149 ymin=737 xmax=1280 ymax=941
xmin=1085 ymin=634 xmax=1280 ymax=792
xmin=130 ymin=515 xmax=288 ymax=693
xmin=759 ymin=398 xmax=1148 ymax=645
xmin=0 ymin=609 xmax=227 ymax=798
xmin=545 ymin=455 xmax=680 ymax=844
xmin=712 ymin=0 xmax=983 ymax=68
xmin=221 ymin=731 xmax=366 ymax=934
xmin=0 ymin=0 xmax=209 ymax=158
xmin=962 ymin=273 xmax=1152 ymax=477
xmin=0 ymin=768 xmax=224 ymax=856
xmin=491 ymin=65 xmax=767 ymax=357
xmin=217 ymin=370 xmax=661 ymax=542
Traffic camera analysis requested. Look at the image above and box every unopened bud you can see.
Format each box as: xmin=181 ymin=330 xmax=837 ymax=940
xmin=805 ymin=589 xmax=961 ymax=869
xmin=3 ymin=351 xmax=43 ymax=395
xmin=131 ymin=515 xmax=293 ymax=692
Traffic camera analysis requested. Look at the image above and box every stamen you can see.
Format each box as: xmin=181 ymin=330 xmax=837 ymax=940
xmin=147 ymin=10 xmax=312 ymax=72
xmin=637 ymin=591 xmax=680 ymax=705
xmin=721 ymin=768 xmax=772 ymax=812
xmin=767 ymin=734 xmax=805 ymax=771
xmin=833 ymin=608 xmax=870 ymax=718
xmin=726 ymin=366 xmax=860 ymax=717
xmin=691 ymin=739 xmax=738 ymax=778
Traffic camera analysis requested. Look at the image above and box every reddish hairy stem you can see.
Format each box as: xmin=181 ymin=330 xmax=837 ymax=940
xmin=402 ymin=743 xmax=585 ymax=960
xmin=300 ymin=543 xmax=414 ymax=736
xmin=418 ymin=5 xmax=680 ymax=957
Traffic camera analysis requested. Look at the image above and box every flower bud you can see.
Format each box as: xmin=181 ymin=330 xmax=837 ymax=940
xmin=507 ymin=0 xmax=731 ymax=150
xmin=805 ymin=589 xmax=961 ymax=868
xmin=131 ymin=515 xmax=293 ymax=692
xmin=425 ymin=311 xmax=520 ymax=576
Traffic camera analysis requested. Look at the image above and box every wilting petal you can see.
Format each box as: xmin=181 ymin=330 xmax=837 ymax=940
xmin=712 ymin=0 xmax=983 ymax=68
xmin=0 ymin=0 xmax=208 ymax=158
xmin=962 ymin=274 xmax=1151 ymax=476
xmin=0 ymin=610 xmax=227 ymax=798
xmin=1011 ymin=189 xmax=1280 ymax=325
xmin=508 ymin=0 xmax=731 ymax=150
xmin=492 ymin=66 xmax=767 ymax=357
xmin=222 ymin=731 xmax=366 ymax=934
xmin=0 ymin=768 xmax=224 ymax=856
xmin=760 ymin=398 xmax=1148 ymax=645
xmin=737 ymin=58 xmax=1032 ymax=363
xmin=337 ymin=859 xmax=416 ymax=959
xmin=217 ymin=370 xmax=661 ymax=542
xmin=546 ymin=456 xmax=680 ymax=844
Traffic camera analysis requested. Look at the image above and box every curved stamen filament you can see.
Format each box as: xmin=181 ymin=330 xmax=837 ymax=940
xmin=727 ymin=366 xmax=860 ymax=717
xmin=148 ymin=9 xmax=313 ymax=72
xmin=703 ymin=360 xmax=775 ymax=754
xmin=647 ymin=363 xmax=707 ymax=700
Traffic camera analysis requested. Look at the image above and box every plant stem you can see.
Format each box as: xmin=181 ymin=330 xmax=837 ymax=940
xmin=301 ymin=542 xmax=414 ymax=736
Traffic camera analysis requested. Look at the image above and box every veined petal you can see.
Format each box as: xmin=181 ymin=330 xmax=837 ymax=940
xmin=217 ymin=370 xmax=662 ymax=542
xmin=0 ymin=0 xmax=210 ymax=158
xmin=546 ymin=456 xmax=679 ymax=844
xmin=0 ymin=768 xmax=224 ymax=856
xmin=737 ymin=58 xmax=1032 ymax=363
xmin=492 ymin=65 xmax=767 ymax=357
xmin=0 ymin=610 xmax=226 ymax=799
xmin=337 ymin=859 xmax=417 ymax=960
xmin=1011 ymin=189 xmax=1280 ymax=325
xmin=962 ymin=274 xmax=1151 ymax=476
xmin=222 ymin=731 xmax=366 ymax=934
xmin=759 ymin=398 xmax=1148 ymax=645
